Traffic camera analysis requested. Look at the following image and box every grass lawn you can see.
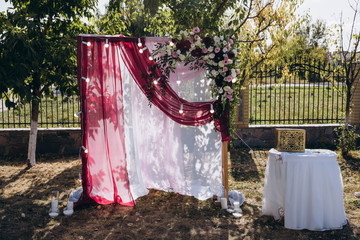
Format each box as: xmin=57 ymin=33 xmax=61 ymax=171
xmin=0 ymin=148 xmax=359 ymax=240
xmin=249 ymin=85 xmax=346 ymax=125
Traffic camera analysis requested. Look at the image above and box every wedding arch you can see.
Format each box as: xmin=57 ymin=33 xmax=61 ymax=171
xmin=76 ymin=34 xmax=233 ymax=206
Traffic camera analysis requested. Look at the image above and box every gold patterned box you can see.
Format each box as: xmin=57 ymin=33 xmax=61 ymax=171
xmin=275 ymin=128 xmax=306 ymax=152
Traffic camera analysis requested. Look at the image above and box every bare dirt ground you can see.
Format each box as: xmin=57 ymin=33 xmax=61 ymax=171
xmin=0 ymin=149 xmax=359 ymax=240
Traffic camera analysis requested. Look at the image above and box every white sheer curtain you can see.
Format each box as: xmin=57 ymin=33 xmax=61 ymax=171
xmin=121 ymin=38 xmax=222 ymax=200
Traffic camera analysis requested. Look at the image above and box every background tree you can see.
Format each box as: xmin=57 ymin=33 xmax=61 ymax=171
xmin=0 ymin=0 xmax=97 ymax=167
xmin=333 ymin=0 xmax=360 ymax=156
xmin=284 ymin=18 xmax=329 ymax=61
xmin=97 ymin=0 xmax=238 ymax=36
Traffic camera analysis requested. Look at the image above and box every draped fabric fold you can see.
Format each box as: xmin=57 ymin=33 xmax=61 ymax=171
xmin=118 ymin=40 xmax=215 ymax=126
xmin=77 ymin=35 xmax=226 ymax=206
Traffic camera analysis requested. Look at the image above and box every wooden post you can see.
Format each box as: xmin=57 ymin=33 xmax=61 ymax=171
xmin=222 ymin=141 xmax=229 ymax=201
xmin=350 ymin=66 xmax=360 ymax=125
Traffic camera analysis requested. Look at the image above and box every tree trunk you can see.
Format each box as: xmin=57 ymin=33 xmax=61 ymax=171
xmin=27 ymin=98 xmax=39 ymax=167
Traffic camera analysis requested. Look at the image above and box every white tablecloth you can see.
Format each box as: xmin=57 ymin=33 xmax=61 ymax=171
xmin=262 ymin=149 xmax=347 ymax=231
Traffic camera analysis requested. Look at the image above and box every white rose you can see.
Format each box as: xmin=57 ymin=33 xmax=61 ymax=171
xmin=223 ymin=40 xmax=227 ymax=45
xmin=212 ymin=70 xmax=219 ymax=77
xmin=228 ymin=59 xmax=233 ymax=64
xmin=231 ymin=69 xmax=236 ymax=74
xmin=213 ymin=61 xmax=218 ymax=66
xmin=231 ymin=72 xmax=236 ymax=78
xmin=179 ymin=54 xmax=186 ymax=61
xmin=220 ymin=36 xmax=224 ymax=41
xmin=214 ymin=36 xmax=220 ymax=42
xmin=222 ymin=47 xmax=228 ymax=53
xmin=183 ymin=31 xmax=188 ymax=36
xmin=195 ymin=40 xmax=202 ymax=47
xmin=190 ymin=31 xmax=194 ymax=35
xmin=208 ymin=46 xmax=214 ymax=52
xmin=177 ymin=50 xmax=181 ymax=54
xmin=219 ymin=61 xmax=224 ymax=67
xmin=219 ymin=88 xmax=224 ymax=94
xmin=209 ymin=53 xmax=215 ymax=59
xmin=203 ymin=55 xmax=209 ymax=61
xmin=224 ymin=86 xmax=230 ymax=91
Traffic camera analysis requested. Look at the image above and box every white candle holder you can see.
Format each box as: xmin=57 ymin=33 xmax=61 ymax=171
xmin=49 ymin=191 xmax=59 ymax=218
xmin=233 ymin=201 xmax=241 ymax=212
xmin=220 ymin=197 xmax=228 ymax=210
xmin=63 ymin=201 xmax=74 ymax=216
xmin=63 ymin=191 xmax=74 ymax=216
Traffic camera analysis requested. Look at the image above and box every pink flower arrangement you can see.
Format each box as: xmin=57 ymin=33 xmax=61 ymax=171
xmin=153 ymin=26 xmax=241 ymax=108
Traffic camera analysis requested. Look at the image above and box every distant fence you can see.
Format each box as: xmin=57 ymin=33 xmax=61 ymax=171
xmin=249 ymin=59 xmax=346 ymax=125
xmin=0 ymin=95 xmax=80 ymax=128
xmin=0 ymin=58 xmax=348 ymax=128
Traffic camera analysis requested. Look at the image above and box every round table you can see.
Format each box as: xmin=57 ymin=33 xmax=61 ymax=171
xmin=262 ymin=148 xmax=347 ymax=231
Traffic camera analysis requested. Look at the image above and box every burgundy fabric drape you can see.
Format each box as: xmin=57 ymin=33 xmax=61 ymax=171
xmin=77 ymin=36 xmax=135 ymax=206
xmin=77 ymin=35 xmax=229 ymax=206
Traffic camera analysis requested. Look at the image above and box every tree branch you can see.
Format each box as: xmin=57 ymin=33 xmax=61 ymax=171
xmin=234 ymin=0 xmax=273 ymax=35
xmin=215 ymin=0 xmax=230 ymax=14
xmin=233 ymin=0 xmax=254 ymax=33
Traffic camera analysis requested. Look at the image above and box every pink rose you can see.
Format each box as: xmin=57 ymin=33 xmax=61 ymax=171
xmin=202 ymin=48 xmax=208 ymax=53
xmin=193 ymin=27 xmax=200 ymax=34
xmin=226 ymin=45 xmax=231 ymax=51
xmin=227 ymin=94 xmax=234 ymax=101
xmin=194 ymin=34 xmax=200 ymax=40
xmin=223 ymin=59 xmax=229 ymax=65
xmin=235 ymin=69 xmax=241 ymax=74
xmin=225 ymin=75 xmax=233 ymax=82
xmin=224 ymin=56 xmax=229 ymax=61
xmin=229 ymin=39 xmax=234 ymax=44
xmin=172 ymin=51 xmax=178 ymax=58
xmin=223 ymin=67 xmax=228 ymax=72
xmin=189 ymin=38 xmax=194 ymax=44
xmin=227 ymin=88 xmax=233 ymax=94
xmin=214 ymin=47 xmax=221 ymax=53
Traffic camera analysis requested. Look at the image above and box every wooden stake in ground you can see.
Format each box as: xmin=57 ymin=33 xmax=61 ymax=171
xmin=222 ymin=141 xmax=229 ymax=201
